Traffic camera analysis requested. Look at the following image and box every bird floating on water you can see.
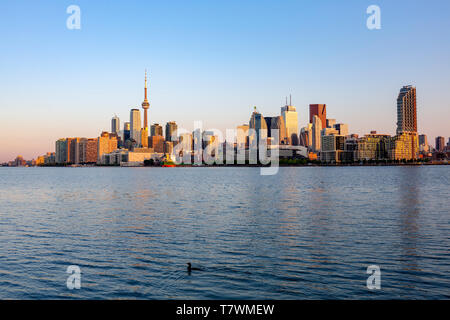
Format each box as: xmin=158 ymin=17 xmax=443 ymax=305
xmin=187 ymin=262 xmax=202 ymax=272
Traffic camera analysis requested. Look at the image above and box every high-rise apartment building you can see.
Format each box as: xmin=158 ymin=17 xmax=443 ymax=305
xmin=55 ymin=139 xmax=68 ymax=164
xmin=79 ymin=138 xmax=98 ymax=163
xmin=130 ymin=109 xmax=141 ymax=146
xmin=397 ymin=85 xmax=417 ymax=134
xmin=321 ymin=135 xmax=346 ymax=163
xmin=310 ymin=104 xmax=327 ymax=128
xmin=387 ymin=133 xmax=418 ymax=160
xmin=98 ymin=132 xmax=118 ymax=162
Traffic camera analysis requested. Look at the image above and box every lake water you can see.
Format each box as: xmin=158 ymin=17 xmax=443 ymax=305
xmin=0 ymin=166 xmax=449 ymax=299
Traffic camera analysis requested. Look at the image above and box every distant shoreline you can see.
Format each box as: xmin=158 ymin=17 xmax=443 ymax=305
xmin=3 ymin=162 xmax=449 ymax=168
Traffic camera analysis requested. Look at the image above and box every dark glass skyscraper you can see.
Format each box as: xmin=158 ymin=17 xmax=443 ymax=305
xmin=165 ymin=121 xmax=178 ymax=142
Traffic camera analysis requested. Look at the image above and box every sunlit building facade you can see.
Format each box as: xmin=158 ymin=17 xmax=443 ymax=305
xmin=130 ymin=109 xmax=141 ymax=147
xmin=281 ymin=104 xmax=298 ymax=145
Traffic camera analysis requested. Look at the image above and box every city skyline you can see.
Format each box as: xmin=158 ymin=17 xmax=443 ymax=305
xmin=1 ymin=1 xmax=450 ymax=162
xmin=2 ymin=79 xmax=449 ymax=164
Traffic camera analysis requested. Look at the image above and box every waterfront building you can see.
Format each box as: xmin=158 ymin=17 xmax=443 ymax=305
xmin=320 ymin=135 xmax=346 ymax=163
xmin=55 ymin=138 xmax=68 ymax=164
xmin=79 ymin=138 xmax=98 ymax=163
xmin=386 ymin=132 xmax=418 ymax=160
xmin=44 ymin=152 xmax=56 ymax=165
xmin=97 ymin=132 xmax=118 ymax=162
xmin=151 ymin=123 xmax=163 ymax=137
xmin=36 ymin=155 xmax=45 ymax=166
xmin=68 ymin=138 xmax=81 ymax=164
xmin=310 ymin=104 xmax=327 ymax=127
xmin=130 ymin=109 xmax=142 ymax=147
xmin=397 ymin=85 xmax=417 ymax=134
xmin=99 ymin=149 xmax=163 ymax=166
xmin=13 ymin=155 xmax=26 ymax=167
xmin=346 ymin=133 xmax=390 ymax=161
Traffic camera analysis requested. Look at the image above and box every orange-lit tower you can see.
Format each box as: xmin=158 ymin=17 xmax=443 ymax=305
xmin=142 ymin=70 xmax=150 ymax=130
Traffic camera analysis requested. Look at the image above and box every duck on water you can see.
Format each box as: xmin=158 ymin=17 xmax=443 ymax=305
xmin=187 ymin=262 xmax=202 ymax=272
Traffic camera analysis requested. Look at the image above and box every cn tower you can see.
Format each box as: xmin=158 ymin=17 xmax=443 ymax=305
xmin=142 ymin=70 xmax=150 ymax=130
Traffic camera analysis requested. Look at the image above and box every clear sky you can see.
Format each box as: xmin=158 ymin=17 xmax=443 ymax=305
xmin=1 ymin=0 xmax=449 ymax=162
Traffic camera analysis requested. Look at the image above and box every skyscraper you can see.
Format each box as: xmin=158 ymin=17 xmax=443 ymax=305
xmin=310 ymin=104 xmax=327 ymax=128
xmin=264 ymin=116 xmax=287 ymax=145
xmin=436 ymin=136 xmax=445 ymax=152
xmin=165 ymin=121 xmax=178 ymax=142
xmin=123 ymin=122 xmax=131 ymax=143
xmin=151 ymin=123 xmax=163 ymax=137
xmin=312 ymin=115 xmax=322 ymax=152
xmin=111 ymin=115 xmax=120 ymax=134
xmin=130 ymin=109 xmax=141 ymax=146
xmin=419 ymin=134 xmax=428 ymax=146
xmin=55 ymin=139 xmax=68 ymax=164
xmin=249 ymin=106 xmax=267 ymax=145
xmin=281 ymin=97 xmax=298 ymax=145
xmin=397 ymin=85 xmax=417 ymax=134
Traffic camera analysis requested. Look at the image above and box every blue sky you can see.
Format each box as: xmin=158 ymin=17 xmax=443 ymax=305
xmin=0 ymin=0 xmax=449 ymax=161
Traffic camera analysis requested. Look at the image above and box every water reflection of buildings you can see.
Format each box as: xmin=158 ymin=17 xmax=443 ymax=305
xmin=397 ymin=167 xmax=421 ymax=275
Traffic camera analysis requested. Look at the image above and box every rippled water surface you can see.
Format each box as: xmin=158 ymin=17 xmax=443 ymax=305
xmin=0 ymin=166 xmax=449 ymax=299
